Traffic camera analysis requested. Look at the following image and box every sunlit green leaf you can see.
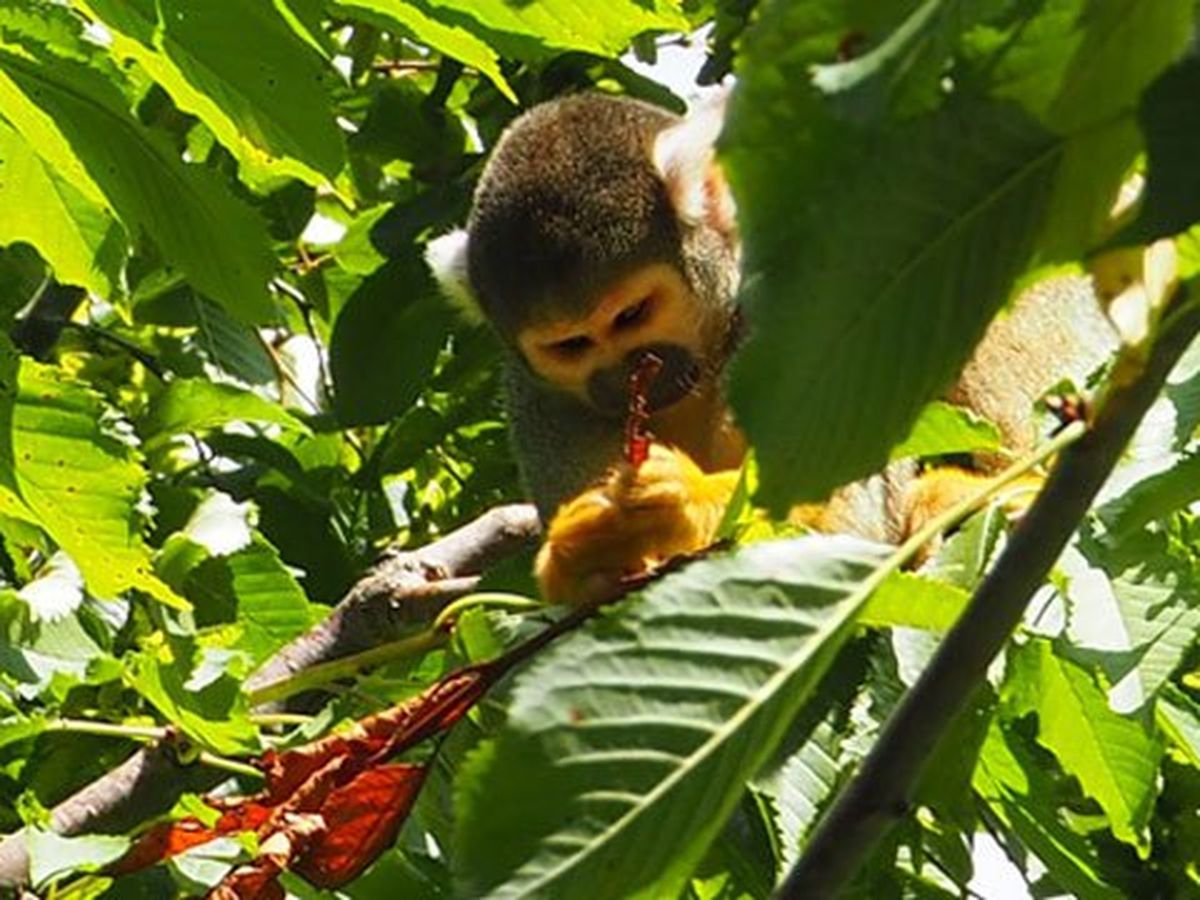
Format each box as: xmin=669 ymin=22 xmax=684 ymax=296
xmin=1005 ymin=640 xmax=1161 ymax=852
xmin=0 ymin=118 xmax=125 ymax=297
xmin=890 ymin=401 xmax=1001 ymax=461
xmin=859 ymin=571 xmax=968 ymax=632
xmin=0 ymin=21 xmax=275 ymax=321
xmin=79 ymin=0 xmax=346 ymax=186
xmin=974 ymin=722 xmax=1123 ymax=899
xmin=455 ymin=536 xmax=891 ymax=899
xmin=14 ymin=359 xmax=185 ymax=608
xmin=126 ymin=641 xmax=258 ymax=755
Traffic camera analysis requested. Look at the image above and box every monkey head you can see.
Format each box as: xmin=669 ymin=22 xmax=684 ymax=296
xmin=427 ymin=92 xmax=740 ymax=420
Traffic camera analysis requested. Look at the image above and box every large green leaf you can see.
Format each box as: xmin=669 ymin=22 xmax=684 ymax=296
xmin=0 ymin=118 xmax=125 ymax=297
xmin=409 ymin=0 xmax=688 ymax=60
xmin=724 ymin=0 xmax=1190 ymax=511
xmin=1122 ymin=51 xmax=1200 ymax=243
xmin=1005 ymin=640 xmax=1161 ymax=852
xmin=330 ymin=253 xmax=453 ymax=427
xmin=727 ymin=91 xmax=1054 ymax=509
xmin=333 ymin=0 xmax=687 ymax=103
xmin=78 ymin=0 xmax=345 ymax=186
xmin=13 ymin=358 xmax=185 ymax=608
xmin=0 ymin=13 xmax=275 ymax=321
xmin=455 ymin=536 xmax=893 ymax=899
xmin=965 ymin=0 xmax=1193 ymax=261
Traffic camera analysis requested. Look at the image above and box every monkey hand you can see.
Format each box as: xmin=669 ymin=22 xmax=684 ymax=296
xmin=535 ymin=443 xmax=739 ymax=605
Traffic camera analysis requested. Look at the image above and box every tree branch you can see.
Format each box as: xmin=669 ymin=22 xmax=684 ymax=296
xmin=0 ymin=502 xmax=540 ymax=887
xmin=778 ymin=296 xmax=1200 ymax=897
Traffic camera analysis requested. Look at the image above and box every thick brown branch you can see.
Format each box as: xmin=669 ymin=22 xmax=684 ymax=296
xmin=0 ymin=503 xmax=540 ymax=887
xmin=246 ymin=503 xmax=539 ymax=694
xmin=778 ymin=301 xmax=1200 ymax=897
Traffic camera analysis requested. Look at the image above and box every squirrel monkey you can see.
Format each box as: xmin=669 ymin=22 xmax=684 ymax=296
xmin=428 ymin=92 xmax=1118 ymax=604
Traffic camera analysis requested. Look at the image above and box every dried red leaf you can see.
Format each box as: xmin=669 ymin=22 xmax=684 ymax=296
xmin=109 ymin=605 xmax=594 ymax=892
xmin=210 ymin=863 xmax=285 ymax=900
xmin=624 ymin=352 xmax=663 ymax=469
xmin=112 ymin=666 xmax=490 ymax=884
xmin=294 ymin=763 xmax=427 ymax=887
xmin=209 ymin=818 xmax=322 ymax=900
xmin=109 ymin=802 xmax=275 ymax=875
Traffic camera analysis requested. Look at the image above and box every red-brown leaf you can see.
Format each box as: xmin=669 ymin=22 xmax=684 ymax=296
xmin=294 ymin=763 xmax=427 ymax=887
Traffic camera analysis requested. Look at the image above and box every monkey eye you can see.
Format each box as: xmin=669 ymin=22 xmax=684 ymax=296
xmin=548 ymin=335 xmax=594 ymax=358
xmin=612 ymin=297 xmax=651 ymax=331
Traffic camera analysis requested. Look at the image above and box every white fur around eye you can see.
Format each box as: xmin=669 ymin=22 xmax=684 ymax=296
xmin=425 ymin=228 xmax=483 ymax=324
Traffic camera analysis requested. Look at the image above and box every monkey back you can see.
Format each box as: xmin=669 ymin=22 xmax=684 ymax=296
xmin=467 ymin=94 xmax=686 ymax=336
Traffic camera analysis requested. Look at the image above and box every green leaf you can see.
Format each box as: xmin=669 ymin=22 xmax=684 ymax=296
xmin=0 ymin=117 xmax=125 ymax=297
xmin=0 ymin=25 xmax=276 ymax=321
xmin=330 ymin=0 xmax=516 ymax=102
xmin=0 ymin=590 xmax=116 ymax=700
xmin=1122 ymin=51 xmax=1200 ymax=243
xmin=126 ymin=641 xmax=258 ymax=755
xmin=1159 ymin=685 xmax=1200 ymax=769
xmin=407 ymin=0 xmax=688 ymax=60
xmin=27 ymin=830 xmax=130 ymax=888
xmin=965 ymin=0 xmax=1193 ymax=261
xmin=454 ymin=536 xmax=892 ymax=899
xmin=142 ymin=379 xmax=310 ymax=448
xmin=726 ymin=0 xmax=1192 ymax=511
xmin=859 ymin=571 xmax=968 ymax=632
xmin=330 ymin=254 xmax=453 ymax=427
xmin=889 ymin=400 xmax=1001 ymax=461
xmin=188 ymin=536 xmax=314 ymax=665
xmin=1097 ymin=452 xmax=1200 ymax=537
xmin=1005 ymin=640 xmax=1161 ymax=852
xmin=79 ymin=0 xmax=346 ymax=186
xmin=728 ymin=89 xmax=1054 ymax=508
xmin=13 ymin=358 xmax=185 ymax=608
xmin=0 ymin=713 xmax=46 ymax=750
xmin=1061 ymin=534 xmax=1200 ymax=714
xmin=974 ymin=722 xmax=1123 ymax=899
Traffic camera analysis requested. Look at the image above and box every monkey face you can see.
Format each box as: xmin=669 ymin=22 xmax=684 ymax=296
xmin=516 ymin=262 xmax=708 ymax=418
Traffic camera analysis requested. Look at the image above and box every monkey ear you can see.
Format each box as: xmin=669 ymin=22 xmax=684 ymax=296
xmin=425 ymin=228 xmax=484 ymax=324
xmin=652 ymin=89 xmax=737 ymax=237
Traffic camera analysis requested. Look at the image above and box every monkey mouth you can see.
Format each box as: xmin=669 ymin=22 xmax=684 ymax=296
xmin=645 ymin=361 xmax=701 ymax=412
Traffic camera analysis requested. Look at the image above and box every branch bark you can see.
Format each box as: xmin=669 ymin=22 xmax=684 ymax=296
xmin=0 ymin=502 xmax=540 ymax=888
xmin=778 ymin=299 xmax=1200 ymax=897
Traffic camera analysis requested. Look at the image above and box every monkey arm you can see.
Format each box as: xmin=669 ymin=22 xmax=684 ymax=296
xmin=503 ymin=364 xmax=625 ymax=521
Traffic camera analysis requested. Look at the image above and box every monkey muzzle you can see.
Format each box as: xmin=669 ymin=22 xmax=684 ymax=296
xmin=586 ymin=344 xmax=701 ymax=419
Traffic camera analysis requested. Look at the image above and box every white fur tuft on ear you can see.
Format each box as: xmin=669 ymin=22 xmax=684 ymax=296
xmin=652 ymin=89 xmax=733 ymax=228
xmin=425 ymin=228 xmax=483 ymax=324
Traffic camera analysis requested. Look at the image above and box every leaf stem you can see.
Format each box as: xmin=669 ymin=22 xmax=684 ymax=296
xmin=47 ymin=718 xmax=164 ymax=742
xmin=432 ymin=592 xmax=543 ymax=631
xmin=246 ymin=626 xmax=447 ymax=707
xmin=46 ymin=719 xmax=262 ymax=780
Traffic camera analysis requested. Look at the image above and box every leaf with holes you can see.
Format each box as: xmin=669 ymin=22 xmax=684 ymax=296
xmin=13 ymin=358 xmax=184 ymax=608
